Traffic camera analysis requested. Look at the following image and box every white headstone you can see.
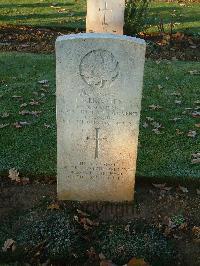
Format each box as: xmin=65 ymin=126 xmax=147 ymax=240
xmin=56 ymin=33 xmax=146 ymax=202
xmin=86 ymin=0 xmax=125 ymax=34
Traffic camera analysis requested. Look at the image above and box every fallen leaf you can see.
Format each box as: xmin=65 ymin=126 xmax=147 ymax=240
xmin=171 ymin=92 xmax=181 ymax=96
xmin=178 ymin=186 xmax=188 ymax=193
xmin=8 ymin=168 xmax=20 ymax=182
xmin=44 ymin=123 xmax=51 ymax=128
xmin=191 ymin=158 xmax=200 ymax=164
xmin=142 ymin=122 xmax=148 ymax=128
xmin=170 ymin=117 xmax=181 ymax=122
xmin=2 ymin=239 xmax=16 ymax=252
xmin=29 ymin=99 xmax=39 ymax=106
xmin=20 ymin=103 xmax=28 ymax=108
xmin=19 ymin=110 xmax=30 ymax=115
xmin=192 ymin=226 xmax=200 ymax=239
xmin=21 ymin=177 xmax=30 ymax=185
xmin=196 ymin=189 xmax=200 ymax=195
xmin=13 ymin=122 xmax=22 ymax=128
xmin=188 ymin=70 xmax=200 ymax=75
xmin=127 ymin=257 xmax=149 ymax=266
xmin=195 ymin=124 xmax=200 ymax=128
xmin=149 ymin=104 xmax=162 ymax=110
xmin=12 ymin=95 xmax=22 ymax=98
xmin=1 ymin=112 xmax=10 ymax=118
xmin=77 ymin=209 xmax=90 ymax=216
xmin=176 ymin=129 xmax=184 ymax=135
xmin=100 ymin=260 xmax=117 ymax=266
xmin=31 ymin=111 xmax=42 ymax=116
xmin=146 ymin=117 xmax=154 ymax=122
xmin=175 ymin=100 xmax=182 ymax=104
xmin=19 ymin=121 xmax=30 ymax=126
xmin=151 ymin=121 xmax=162 ymax=128
xmin=38 ymin=79 xmax=49 ymax=84
xmin=0 ymin=123 xmax=9 ymax=129
xmin=152 ymin=183 xmax=172 ymax=191
xmin=187 ymin=130 xmax=197 ymax=138
xmin=192 ymin=111 xmax=200 ymax=118
xmin=47 ymin=203 xmax=60 ymax=210
xmin=152 ymin=128 xmax=163 ymax=134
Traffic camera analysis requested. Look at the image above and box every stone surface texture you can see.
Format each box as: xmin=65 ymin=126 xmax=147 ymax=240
xmin=86 ymin=0 xmax=125 ymax=34
xmin=56 ymin=33 xmax=146 ymax=202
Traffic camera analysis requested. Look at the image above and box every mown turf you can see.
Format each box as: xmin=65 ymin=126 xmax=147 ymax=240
xmin=0 ymin=52 xmax=199 ymax=180
xmin=0 ymin=0 xmax=199 ymax=35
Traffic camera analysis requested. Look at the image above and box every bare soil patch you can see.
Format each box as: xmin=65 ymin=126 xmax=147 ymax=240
xmin=0 ymin=176 xmax=199 ymax=265
xmin=0 ymin=25 xmax=199 ymax=61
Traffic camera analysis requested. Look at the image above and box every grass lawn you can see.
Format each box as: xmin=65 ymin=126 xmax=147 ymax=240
xmin=0 ymin=52 xmax=199 ymax=181
xmin=0 ymin=0 xmax=199 ymax=35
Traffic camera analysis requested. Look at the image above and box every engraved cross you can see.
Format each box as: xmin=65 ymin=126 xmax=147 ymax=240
xmin=99 ymin=2 xmax=112 ymax=25
xmin=87 ymin=128 xmax=107 ymax=159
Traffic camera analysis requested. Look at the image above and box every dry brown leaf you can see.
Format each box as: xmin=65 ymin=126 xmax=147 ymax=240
xmin=1 ymin=112 xmax=10 ymax=118
xmin=127 ymin=257 xmax=149 ymax=266
xmin=171 ymin=92 xmax=181 ymax=96
xmin=2 ymin=239 xmax=16 ymax=252
xmin=152 ymin=128 xmax=163 ymax=134
xmin=175 ymin=100 xmax=182 ymax=104
xmin=195 ymin=123 xmax=200 ymax=128
xmin=20 ymin=103 xmax=28 ymax=108
xmin=192 ymin=111 xmax=200 ymax=118
xmin=142 ymin=122 xmax=148 ymax=128
xmin=151 ymin=121 xmax=162 ymax=128
xmin=8 ymin=168 xmax=20 ymax=182
xmin=29 ymin=99 xmax=39 ymax=106
xmin=178 ymin=186 xmax=188 ymax=193
xmin=192 ymin=226 xmax=200 ymax=239
xmin=0 ymin=123 xmax=9 ymax=129
xmin=44 ymin=123 xmax=51 ymax=128
xmin=152 ymin=183 xmax=166 ymax=189
xmin=12 ymin=95 xmax=22 ymax=99
xmin=146 ymin=116 xmax=154 ymax=121
xmin=21 ymin=177 xmax=30 ymax=185
xmin=192 ymin=158 xmax=200 ymax=164
xmin=77 ymin=209 xmax=90 ymax=216
xmin=13 ymin=122 xmax=22 ymax=128
xmin=38 ymin=79 xmax=49 ymax=84
xmin=47 ymin=203 xmax=60 ymax=210
xmin=187 ymin=130 xmax=197 ymax=138
xmin=100 ymin=260 xmax=117 ymax=266
xmin=149 ymin=104 xmax=162 ymax=110
xmin=188 ymin=70 xmax=200 ymax=75
xmin=170 ymin=117 xmax=181 ymax=122
xmin=176 ymin=129 xmax=184 ymax=135
xmin=99 ymin=252 xmax=106 ymax=260
xmin=191 ymin=153 xmax=200 ymax=164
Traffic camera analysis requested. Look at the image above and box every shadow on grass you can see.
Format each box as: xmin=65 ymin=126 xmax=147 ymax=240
xmin=0 ymin=2 xmax=74 ymax=9
xmin=0 ymin=11 xmax=86 ymax=23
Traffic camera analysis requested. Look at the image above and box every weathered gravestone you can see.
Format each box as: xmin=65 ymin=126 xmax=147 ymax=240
xmin=56 ymin=33 xmax=146 ymax=202
xmin=86 ymin=0 xmax=125 ymax=34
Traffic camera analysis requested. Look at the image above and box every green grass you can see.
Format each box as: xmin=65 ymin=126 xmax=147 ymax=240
xmin=147 ymin=2 xmax=200 ymax=35
xmin=0 ymin=0 xmax=199 ymax=35
xmin=0 ymin=52 xmax=199 ymax=181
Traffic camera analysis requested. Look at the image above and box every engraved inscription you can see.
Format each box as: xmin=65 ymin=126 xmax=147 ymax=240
xmin=99 ymin=2 xmax=112 ymax=26
xmin=79 ymin=49 xmax=119 ymax=89
xmin=95 ymin=128 xmax=100 ymax=159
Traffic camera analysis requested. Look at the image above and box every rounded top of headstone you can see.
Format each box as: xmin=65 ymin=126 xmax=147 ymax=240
xmin=56 ymin=33 xmax=146 ymax=47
